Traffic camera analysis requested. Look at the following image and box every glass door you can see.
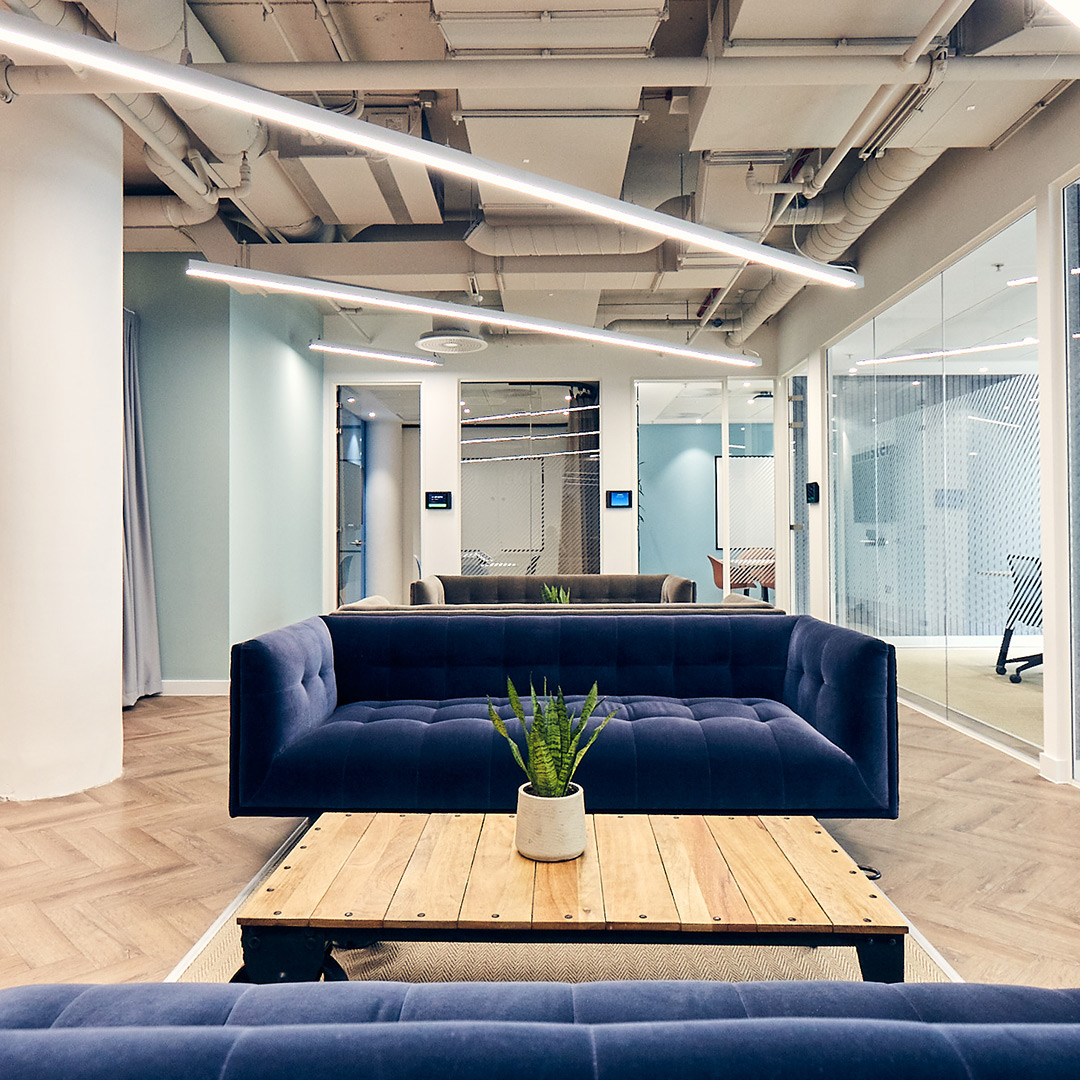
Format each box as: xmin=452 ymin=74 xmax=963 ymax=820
xmin=337 ymin=388 xmax=366 ymax=606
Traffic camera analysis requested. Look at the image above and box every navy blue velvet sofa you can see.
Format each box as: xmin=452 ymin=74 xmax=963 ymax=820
xmin=4 ymin=980 xmax=1080 ymax=1079
xmin=230 ymin=611 xmax=897 ymax=819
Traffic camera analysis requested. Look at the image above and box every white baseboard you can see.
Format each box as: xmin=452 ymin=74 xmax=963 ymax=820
xmin=160 ymin=680 xmax=230 ymax=697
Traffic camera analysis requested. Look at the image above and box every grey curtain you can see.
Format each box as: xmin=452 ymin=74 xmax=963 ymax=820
xmin=122 ymin=310 xmax=162 ymax=706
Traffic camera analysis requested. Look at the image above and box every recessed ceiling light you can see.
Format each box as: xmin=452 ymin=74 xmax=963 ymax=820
xmin=346 ymin=396 xmax=356 ymax=403
xmin=0 ymin=10 xmax=861 ymax=290
xmin=190 ymin=262 xmax=763 ymax=367
xmin=368 ymin=411 xmax=377 ymax=419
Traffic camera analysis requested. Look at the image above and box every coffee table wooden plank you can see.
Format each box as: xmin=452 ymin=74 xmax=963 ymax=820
xmin=459 ymin=815 xmax=536 ymax=929
xmin=594 ymin=815 xmax=680 ymax=931
xmin=649 ymin=814 xmax=756 ymax=931
xmin=310 ymin=812 xmax=428 ymax=928
xmin=383 ymin=813 xmax=484 ymax=929
xmin=704 ymin=815 xmax=830 ymax=932
xmin=532 ymin=816 xmax=606 ymax=929
xmin=761 ymin=816 xmax=908 ymax=934
xmin=239 ymin=812 xmax=376 ymax=925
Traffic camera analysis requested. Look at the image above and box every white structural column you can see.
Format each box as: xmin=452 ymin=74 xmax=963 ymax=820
xmin=364 ymin=419 xmax=404 ymax=603
xmin=0 ymin=93 xmax=124 ymax=799
xmin=419 ymin=372 xmax=462 ymax=576
xmin=1035 ymin=186 xmax=1074 ymax=782
xmin=599 ymin=374 xmax=638 ymax=573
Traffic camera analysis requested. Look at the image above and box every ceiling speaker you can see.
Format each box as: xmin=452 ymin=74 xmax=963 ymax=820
xmin=415 ymin=328 xmax=488 ymax=354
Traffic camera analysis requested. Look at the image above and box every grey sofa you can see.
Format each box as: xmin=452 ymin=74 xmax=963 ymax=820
xmin=410 ymin=572 xmax=696 ymax=605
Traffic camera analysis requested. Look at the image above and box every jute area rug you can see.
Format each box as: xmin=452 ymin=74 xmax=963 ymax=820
xmin=169 ymin=828 xmax=957 ymax=985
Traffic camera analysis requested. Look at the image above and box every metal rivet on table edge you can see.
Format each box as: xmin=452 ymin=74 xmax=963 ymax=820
xmin=273 ymin=910 xmax=281 ymax=915
xmin=564 ymin=914 xmax=573 ymax=920
xmin=787 ymin=917 xmax=796 ymax=922
xmin=491 ymin=913 xmax=500 ymax=919
xmin=266 ymin=887 xmax=274 ymax=892
xmin=417 ymin=912 xmax=426 ymax=918
xmin=869 ymin=894 xmax=878 ymax=899
xmin=864 ymin=918 xmax=872 ymax=923
xmin=345 ymin=912 xmax=353 ymax=917
xmin=639 ymin=914 xmax=648 ymax=919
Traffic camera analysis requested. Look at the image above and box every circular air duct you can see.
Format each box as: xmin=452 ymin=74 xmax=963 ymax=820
xmin=415 ymin=328 xmax=488 ymax=354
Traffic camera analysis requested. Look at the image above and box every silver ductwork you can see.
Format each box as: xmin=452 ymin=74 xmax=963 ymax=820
xmin=464 ymin=196 xmax=691 ymax=257
xmin=605 ymin=318 xmax=740 ymax=333
xmin=728 ymin=146 xmax=944 ymax=347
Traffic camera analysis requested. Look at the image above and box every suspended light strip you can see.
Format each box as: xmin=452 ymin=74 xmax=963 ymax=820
xmin=461 ymin=430 xmax=596 ymax=445
xmin=310 ymin=341 xmax=442 ymax=366
xmin=967 ymin=415 xmax=1020 ymax=429
xmin=462 ymin=404 xmax=599 ymax=424
xmin=1006 ymin=275 xmax=1038 ymax=287
xmin=1044 ymin=1 xmax=1080 ymax=29
xmin=854 ymin=336 xmax=1038 ymax=366
xmin=187 ymin=262 xmax=763 ymax=367
xmin=464 ymin=448 xmax=598 ymax=463
xmin=0 ymin=11 xmax=860 ymax=290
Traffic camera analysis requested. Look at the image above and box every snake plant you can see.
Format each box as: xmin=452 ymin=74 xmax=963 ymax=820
xmin=489 ymin=679 xmax=613 ymax=798
xmin=540 ymin=584 xmax=571 ymax=604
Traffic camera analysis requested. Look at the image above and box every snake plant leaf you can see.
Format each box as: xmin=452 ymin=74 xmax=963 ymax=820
xmin=488 ymin=699 xmax=529 ymax=779
xmin=567 ymin=710 xmax=615 ymax=785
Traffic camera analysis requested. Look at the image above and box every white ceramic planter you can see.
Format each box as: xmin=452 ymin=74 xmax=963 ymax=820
xmin=514 ymin=782 xmax=587 ymax=862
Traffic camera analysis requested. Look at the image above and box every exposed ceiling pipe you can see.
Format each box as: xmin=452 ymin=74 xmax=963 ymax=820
xmin=3 ymin=0 xmax=228 ymax=217
xmin=125 ymin=153 xmax=252 ymax=227
xmin=686 ymin=156 xmax=815 ymax=345
xmin=464 ymin=196 xmax=691 ymax=257
xmin=11 ymin=52 xmax=1080 ymax=96
xmin=803 ymin=0 xmax=974 ymax=198
xmin=727 ymin=147 xmax=944 ymax=348
xmin=772 ymin=196 xmax=847 ymax=226
xmin=605 ymin=318 xmax=739 ymax=333
xmin=311 ymin=0 xmax=354 ymax=62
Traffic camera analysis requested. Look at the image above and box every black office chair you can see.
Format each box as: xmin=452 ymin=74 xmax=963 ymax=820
xmin=995 ymin=554 xmax=1042 ymax=683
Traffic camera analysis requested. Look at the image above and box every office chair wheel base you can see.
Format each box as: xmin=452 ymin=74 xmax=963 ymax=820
xmin=1010 ymin=673 xmax=1022 ymax=684
xmin=996 ymin=665 xmax=1007 ymax=675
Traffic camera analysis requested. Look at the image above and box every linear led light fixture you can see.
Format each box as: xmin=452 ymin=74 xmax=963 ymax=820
xmin=187 ymin=261 xmax=763 ymax=367
xmin=462 ymin=404 xmax=598 ymax=424
xmin=967 ymin=415 xmax=1020 ymax=429
xmin=462 ymin=430 xmax=595 ymax=445
xmin=464 ymin=447 xmax=598 ymax=464
xmin=0 ymin=11 xmax=861 ymax=290
xmin=1006 ymin=275 xmax=1038 ymax=287
xmin=1044 ymin=1 xmax=1080 ymax=28
xmin=855 ymin=336 xmax=1038 ymax=366
xmin=310 ymin=341 xmax=442 ymax=367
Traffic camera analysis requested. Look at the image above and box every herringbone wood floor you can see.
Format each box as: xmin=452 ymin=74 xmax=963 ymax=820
xmin=2 ymin=696 xmax=1079 ymax=987
xmin=0 ymin=696 xmax=300 ymax=988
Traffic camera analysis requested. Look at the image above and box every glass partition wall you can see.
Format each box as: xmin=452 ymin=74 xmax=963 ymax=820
xmin=637 ymin=379 xmax=777 ymax=604
xmin=459 ymin=382 xmax=600 ymax=576
xmin=828 ymin=212 xmax=1041 ymax=753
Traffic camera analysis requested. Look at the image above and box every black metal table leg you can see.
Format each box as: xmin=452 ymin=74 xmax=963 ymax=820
xmin=855 ymin=935 xmax=905 ymax=982
xmin=240 ymin=925 xmax=335 ymax=983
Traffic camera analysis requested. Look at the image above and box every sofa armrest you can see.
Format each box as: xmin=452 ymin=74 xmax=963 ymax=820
xmin=409 ymin=576 xmax=445 ymax=604
xmin=661 ymin=575 xmax=697 ymax=603
xmin=229 ymin=616 xmax=337 ymax=816
xmin=782 ymin=616 xmax=898 ymax=817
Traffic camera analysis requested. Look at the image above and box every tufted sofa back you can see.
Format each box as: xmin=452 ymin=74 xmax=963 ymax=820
xmin=411 ymin=573 xmax=696 ymax=605
xmin=323 ymin=612 xmax=795 ymax=705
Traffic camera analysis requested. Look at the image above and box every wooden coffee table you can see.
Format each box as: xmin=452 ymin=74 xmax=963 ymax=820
xmin=236 ymin=812 xmax=907 ymax=984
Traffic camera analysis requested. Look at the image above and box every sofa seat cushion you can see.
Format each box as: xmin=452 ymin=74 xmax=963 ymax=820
xmin=251 ymin=694 xmax=878 ymax=814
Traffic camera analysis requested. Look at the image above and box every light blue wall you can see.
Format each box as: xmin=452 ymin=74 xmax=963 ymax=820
xmin=125 ymin=253 xmax=324 ymax=680
xmin=638 ymin=424 xmax=725 ymax=601
xmin=125 ymin=253 xmax=231 ymax=680
xmin=229 ymin=290 xmax=324 ymax=645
